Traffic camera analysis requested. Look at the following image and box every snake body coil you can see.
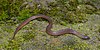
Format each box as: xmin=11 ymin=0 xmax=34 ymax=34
xmin=12 ymin=15 xmax=90 ymax=40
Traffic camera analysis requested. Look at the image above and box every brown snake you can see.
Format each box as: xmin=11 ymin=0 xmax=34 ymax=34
xmin=12 ymin=15 xmax=90 ymax=40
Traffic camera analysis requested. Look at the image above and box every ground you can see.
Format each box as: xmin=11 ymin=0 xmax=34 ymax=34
xmin=0 ymin=14 xmax=100 ymax=50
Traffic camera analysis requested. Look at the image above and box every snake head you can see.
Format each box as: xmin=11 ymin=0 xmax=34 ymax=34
xmin=81 ymin=36 xmax=90 ymax=40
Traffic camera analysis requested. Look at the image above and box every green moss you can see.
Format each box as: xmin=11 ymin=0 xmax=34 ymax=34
xmin=18 ymin=9 xmax=32 ymax=21
xmin=0 ymin=0 xmax=98 ymax=24
xmin=0 ymin=15 xmax=100 ymax=49
xmin=0 ymin=0 xmax=100 ymax=50
xmin=0 ymin=11 xmax=8 ymax=20
xmin=97 ymin=45 xmax=100 ymax=49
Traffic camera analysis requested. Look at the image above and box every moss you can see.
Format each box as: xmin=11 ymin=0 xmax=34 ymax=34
xmin=0 ymin=0 xmax=98 ymax=24
xmin=18 ymin=9 xmax=32 ymax=21
xmin=97 ymin=45 xmax=100 ymax=49
xmin=0 ymin=15 xmax=100 ymax=49
xmin=0 ymin=11 xmax=8 ymax=20
xmin=0 ymin=0 xmax=100 ymax=50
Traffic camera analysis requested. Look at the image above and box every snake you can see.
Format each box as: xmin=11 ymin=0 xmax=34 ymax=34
xmin=12 ymin=15 xmax=90 ymax=40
